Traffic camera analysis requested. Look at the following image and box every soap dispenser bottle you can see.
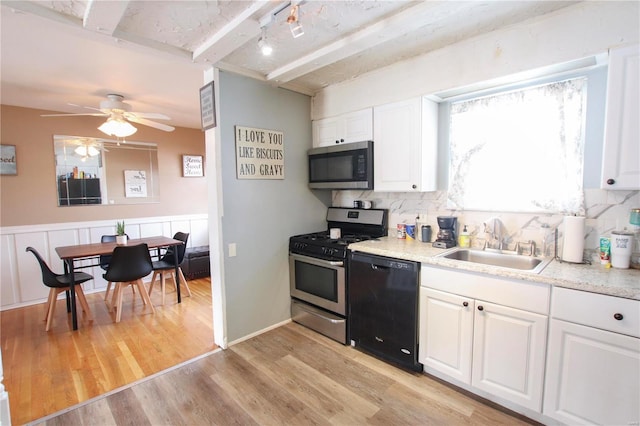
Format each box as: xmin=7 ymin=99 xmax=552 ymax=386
xmin=459 ymin=225 xmax=471 ymax=248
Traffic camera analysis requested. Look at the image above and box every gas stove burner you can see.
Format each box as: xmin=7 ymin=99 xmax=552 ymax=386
xmin=337 ymin=235 xmax=372 ymax=244
xmin=289 ymin=207 xmax=388 ymax=261
xmin=304 ymin=233 xmax=330 ymax=241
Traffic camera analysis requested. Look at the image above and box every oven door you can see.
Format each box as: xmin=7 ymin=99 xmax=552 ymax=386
xmin=289 ymin=253 xmax=346 ymax=316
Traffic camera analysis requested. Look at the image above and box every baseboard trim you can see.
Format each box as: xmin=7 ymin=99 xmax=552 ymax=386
xmin=227 ymin=318 xmax=292 ymax=347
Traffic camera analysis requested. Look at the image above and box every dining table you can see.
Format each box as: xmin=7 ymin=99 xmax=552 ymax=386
xmin=55 ymin=236 xmax=184 ymax=330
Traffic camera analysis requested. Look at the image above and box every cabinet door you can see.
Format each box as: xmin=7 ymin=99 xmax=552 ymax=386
xmin=419 ymin=288 xmax=473 ymax=383
xmin=374 ymin=97 xmax=422 ymax=192
xmin=312 ymin=116 xmax=343 ymax=147
xmin=543 ymin=319 xmax=640 ymax=425
xmin=312 ymin=109 xmax=373 ymax=147
xmin=601 ymin=43 xmax=640 ymax=189
xmin=343 ymin=108 xmax=373 ymax=143
xmin=471 ymin=300 xmax=547 ymax=411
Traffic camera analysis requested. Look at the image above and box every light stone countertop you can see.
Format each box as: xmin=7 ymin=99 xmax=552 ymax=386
xmin=349 ymin=237 xmax=640 ymax=301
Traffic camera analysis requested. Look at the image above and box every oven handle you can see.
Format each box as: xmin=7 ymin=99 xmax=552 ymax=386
xmin=289 ymin=253 xmax=344 ymax=267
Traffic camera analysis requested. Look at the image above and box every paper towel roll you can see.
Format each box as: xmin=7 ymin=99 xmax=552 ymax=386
xmin=562 ymin=215 xmax=585 ymax=263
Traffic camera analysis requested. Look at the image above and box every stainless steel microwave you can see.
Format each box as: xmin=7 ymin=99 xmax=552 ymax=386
xmin=308 ymin=140 xmax=373 ymax=190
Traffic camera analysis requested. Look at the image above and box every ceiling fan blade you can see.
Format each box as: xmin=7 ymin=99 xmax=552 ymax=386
xmin=126 ymin=112 xmax=171 ymax=120
xmin=126 ymin=116 xmax=175 ymax=132
xmin=41 ymin=113 xmax=108 ymax=117
xmin=67 ymin=103 xmax=104 ymax=113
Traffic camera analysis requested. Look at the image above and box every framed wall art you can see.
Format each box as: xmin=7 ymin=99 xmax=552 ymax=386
xmin=199 ymin=81 xmax=216 ymax=131
xmin=183 ymin=155 xmax=204 ymax=177
xmin=0 ymin=145 xmax=17 ymax=175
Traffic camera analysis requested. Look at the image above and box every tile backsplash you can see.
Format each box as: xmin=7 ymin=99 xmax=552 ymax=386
xmin=333 ymin=189 xmax=640 ymax=258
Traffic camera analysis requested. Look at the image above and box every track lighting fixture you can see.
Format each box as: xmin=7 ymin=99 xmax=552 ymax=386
xmin=287 ymin=4 xmax=304 ymax=38
xmin=256 ymin=1 xmax=304 ymax=57
xmin=258 ymin=26 xmax=272 ymax=56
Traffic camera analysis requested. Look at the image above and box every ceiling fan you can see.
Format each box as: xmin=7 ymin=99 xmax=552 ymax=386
xmin=57 ymin=136 xmax=109 ymax=161
xmin=42 ymin=94 xmax=175 ymax=135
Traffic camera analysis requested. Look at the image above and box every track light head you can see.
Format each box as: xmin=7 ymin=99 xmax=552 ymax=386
xmin=287 ymin=5 xmax=304 ymax=38
xmin=258 ymin=26 xmax=273 ymax=56
xmin=258 ymin=37 xmax=272 ymax=56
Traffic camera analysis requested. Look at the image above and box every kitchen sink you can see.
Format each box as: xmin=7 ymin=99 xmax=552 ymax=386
xmin=436 ymin=248 xmax=552 ymax=274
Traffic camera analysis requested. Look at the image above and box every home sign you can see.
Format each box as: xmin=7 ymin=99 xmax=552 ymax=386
xmin=235 ymin=126 xmax=284 ymax=180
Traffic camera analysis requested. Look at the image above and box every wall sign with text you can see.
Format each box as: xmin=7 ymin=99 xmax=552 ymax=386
xmin=124 ymin=170 xmax=148 ymax=197
xmin=235 ymin=126 xmax=284 ymax=180
xmin=199 ymin=81 xmax=216 ymax=131
xmin=0 ymin=145 xmax=17 ymax=175
xmin=183 ymin=155 xmax=204 ymax=177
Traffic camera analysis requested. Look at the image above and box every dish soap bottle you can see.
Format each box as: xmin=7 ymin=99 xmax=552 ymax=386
xmin=459 ymin=225 xmax=471 ymax=248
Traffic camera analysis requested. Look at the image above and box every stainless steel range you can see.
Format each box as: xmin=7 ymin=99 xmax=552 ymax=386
xmin=289 ymin=207 xmax=388 ymax=344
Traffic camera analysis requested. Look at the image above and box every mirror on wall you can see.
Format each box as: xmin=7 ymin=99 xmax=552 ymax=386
xmin=54 ymin=135 xmax=160 ymax=206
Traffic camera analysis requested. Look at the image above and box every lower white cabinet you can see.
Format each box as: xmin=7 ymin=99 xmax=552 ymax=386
xmin=419 ymin=267 xmax=549 ymax=413
xmin=419 ymin=288 xmax=473 ymax=383
xmin=471 ymin=299 xmax=547 ymax=411
xmin=543 ymin=287 xmax=640 ymax=425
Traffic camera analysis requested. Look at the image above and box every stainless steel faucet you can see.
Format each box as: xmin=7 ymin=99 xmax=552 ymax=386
xmin=483 ymin=217 xmax=504 ymax=250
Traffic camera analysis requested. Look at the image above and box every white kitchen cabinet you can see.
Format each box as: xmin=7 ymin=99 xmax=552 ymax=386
xmin=420 ymin=266 xmax=549 ymax=412
xmin=543 ymin=287 xmax=640 ymax=425
xmin=471 ymin=300 xmax=547 ymax=411
xmin=601 ymin=43 xmax=640 ymax=190
xmin=373 ymin=97 xmax=438 ymax=192
xmin=312 ymin=108 xmax=373 ymax=147
xmin=419 ymin=288 xmax=473 ymax=383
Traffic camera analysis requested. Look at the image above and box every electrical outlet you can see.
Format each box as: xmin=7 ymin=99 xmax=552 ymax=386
xmin=228 ymin=243 xmax=236 ymax=257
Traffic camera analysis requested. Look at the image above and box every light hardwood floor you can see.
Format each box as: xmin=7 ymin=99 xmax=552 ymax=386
xmin=4 ymin=277 xmax=537 ymax=425
xmin=33 ymin=324 xmax=536 ymax=425
xmin=1 ymin=277 xmax=216 ymax=425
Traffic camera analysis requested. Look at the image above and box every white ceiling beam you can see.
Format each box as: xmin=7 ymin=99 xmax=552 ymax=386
xmin=83 ymin=0 xmax=129 ymax=35
xmin=192 ymin=1 xmax=274 ymax=63
xmin=1 ymin=1 xmax=81 ymax=27
xmin=266 ymin=1 xmax=463 ymax=83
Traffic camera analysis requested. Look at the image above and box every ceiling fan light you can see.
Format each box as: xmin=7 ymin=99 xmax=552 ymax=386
xmin=98 ymin=117 xmax=137 ymax=137
xmin=74 ymin=145 xmax=87 ymax=156
xmin=74 ymin=144 xmax=100 ymax=157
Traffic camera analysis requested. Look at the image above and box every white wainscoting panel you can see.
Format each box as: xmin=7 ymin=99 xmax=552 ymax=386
xmin=0 ymin=234 xmax=18 ymax=306
xmin=0 ymin=214 xmax=208 ymax=310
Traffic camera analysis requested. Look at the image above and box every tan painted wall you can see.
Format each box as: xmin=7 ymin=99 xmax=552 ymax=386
xmin=0 ymin=105 xmax=207 ymax=226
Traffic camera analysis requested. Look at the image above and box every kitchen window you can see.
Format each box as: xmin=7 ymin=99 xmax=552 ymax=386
xmin=446 ymin=75 xmax=588 ymax=214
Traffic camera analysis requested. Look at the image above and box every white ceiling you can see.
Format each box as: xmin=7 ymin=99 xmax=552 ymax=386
xmin=0 ymin=1 xmax=578 ymax=129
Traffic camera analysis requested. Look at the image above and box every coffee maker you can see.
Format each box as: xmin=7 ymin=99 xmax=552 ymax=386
xmin=433 ymin=216 xmax=457 ymax=248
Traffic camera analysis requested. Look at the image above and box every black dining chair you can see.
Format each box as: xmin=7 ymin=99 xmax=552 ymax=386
xmin=100 ymin=233 xmax=130 ymax=304
xmin=26 ymin=246 xmax=94 ymax=331
xmin=148 ymin=232 xmax=191 ymax=305
xmin=103 ymin=243 xmax=155 ymax=323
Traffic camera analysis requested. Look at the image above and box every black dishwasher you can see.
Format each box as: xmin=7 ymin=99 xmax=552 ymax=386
xmin=348 ymin=251 xmax=422 ymax=372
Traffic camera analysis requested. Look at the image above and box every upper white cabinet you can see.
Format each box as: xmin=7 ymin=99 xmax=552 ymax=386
xmin=601 ymin=43 xmax=640 ymax=190
xmin=543 ymin=287 xmax=640 ymax=425
xmin=373 ymin=97 xmax=438 ymax=192
xmin=312 ymin=108 xmax=373 ymax=147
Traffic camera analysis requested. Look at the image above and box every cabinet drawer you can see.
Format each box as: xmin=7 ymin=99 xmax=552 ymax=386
xmin=421 ymin=266 xmax=550 ymax=314
xmin=552 ymin=287 xmax=640 ymax=338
